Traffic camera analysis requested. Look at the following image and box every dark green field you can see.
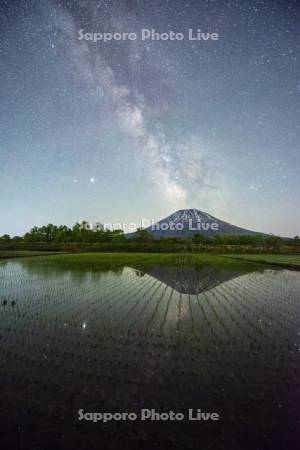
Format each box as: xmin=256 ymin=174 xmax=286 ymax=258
xmin=1 ymin=250 xmax=300 ymax=270
xmin=223 ymin=253 xmax=300 ymax=268
xmin=0 ymin=250 xmax=62 ymax=259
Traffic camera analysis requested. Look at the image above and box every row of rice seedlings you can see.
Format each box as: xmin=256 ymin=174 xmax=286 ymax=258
xmin=223 ymin=281 xmax=294 ymax=352
xmin=221 ymin=277 xmax=276 ymax=330
xmin=202 ymin=289 xmax=238 ymax=341
xmin=0 ymin=267 xmax=134 ymax=342
xmin=145 ymin=284 xmax=173 ymax=335
xmin=235 ymin=272 xmax=291 ymax=312
xmin=157 ymin=288 xmax=174 ymax=336
xmin=231 ymin=273 xmax=299 ymax=345
xmin=118 ymin=276 xmax=164 ymax=330
xmin=79 ymin=269 xmax=143 ymax=329
xmin=0 ymin=277 xmax=100 ymax=330
xmin=143 ymin=283 xmax=170 ymax=335
xmin=193 ymin=293 xmax=219 ymax=345
xmin=194 ymin=291 xmax=229 ymax=345
xmin=0 ymin=270 xmax=82 ymax=316
xmin=157 ymin=288 xmax=181 ymax=338
xmin=126 ymin=281 xmax=169 ymax=335
xmin=239 ymin=271 xmax=299 ymax=312
xmin=113 ymin=276 xmax=159 ymax=329
xmin=175 ymin=293 xmax=195 ymax=337
xmin=212 ymin=282 xmax=265 ymax=342
xmin=45 ymin=270 xmax=136 ymax=327
xmin=262 ymin=269 xmax=300 ymax=298
xmin=96 ymin=271 xmax=157 ymax=323
xmin=239 ymin=278 xmax=297 ymax=335
xmin=188 ymin=294 xmax=196 ymax=336
xmin=226 ymin=275 xmax=299 ymax=352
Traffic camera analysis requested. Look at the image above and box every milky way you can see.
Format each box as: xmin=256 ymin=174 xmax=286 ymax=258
xmin=0 ymin=0 xmax=299 ymax=236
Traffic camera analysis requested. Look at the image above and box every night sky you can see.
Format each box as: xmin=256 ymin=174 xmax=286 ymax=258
xmin=0 ymin=0 xmax=299 ymax=236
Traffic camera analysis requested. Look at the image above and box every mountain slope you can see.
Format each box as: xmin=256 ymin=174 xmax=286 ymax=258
xmin=134 ymin=209 xmax=266 ymax=238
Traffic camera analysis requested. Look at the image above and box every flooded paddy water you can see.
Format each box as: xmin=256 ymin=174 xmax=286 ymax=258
xmin=0 ymin=257 xmax=299 ymax=449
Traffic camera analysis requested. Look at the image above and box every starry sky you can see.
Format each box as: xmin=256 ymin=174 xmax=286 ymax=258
xmin=0 ymin=0 xmax=299 ymax=237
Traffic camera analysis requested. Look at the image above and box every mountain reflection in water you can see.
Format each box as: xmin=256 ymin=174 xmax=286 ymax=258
xmin=141 ymin=265 xmax=244 ymax=294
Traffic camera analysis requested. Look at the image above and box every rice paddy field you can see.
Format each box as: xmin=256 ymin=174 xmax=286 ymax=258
xmin=0 ymin=252 xmax=299 ymax=449
xmin=224 ymin=253 xmax=300 ymax=269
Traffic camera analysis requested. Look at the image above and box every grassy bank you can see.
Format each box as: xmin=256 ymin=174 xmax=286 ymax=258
xmin=2 ymin=251 xmax=299 ymax=271
xmin=223 ymin=254 xmax=300 ymax=269
xmin=0 ymin=251 xmax=268 ymax=273
xmin=0 ymin=251 xmax=64 ymax=259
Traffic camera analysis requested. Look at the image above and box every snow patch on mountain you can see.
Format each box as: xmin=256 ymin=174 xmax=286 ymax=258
xmin=145 ymin=209 xmax=263 ymax=237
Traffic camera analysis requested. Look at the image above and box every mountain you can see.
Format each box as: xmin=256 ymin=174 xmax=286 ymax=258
xmin=144 ymin=265 xmax=245 ymax=294
xmin=129 ymin=209 xmax=266 ymax=238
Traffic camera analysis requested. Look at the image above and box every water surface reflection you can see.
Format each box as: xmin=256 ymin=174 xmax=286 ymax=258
xmin=0 ymin=260 xmax=299 ymax=449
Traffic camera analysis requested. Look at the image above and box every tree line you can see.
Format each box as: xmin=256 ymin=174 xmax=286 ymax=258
xmin=0 ymin=222 xmax=299 ymax=250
